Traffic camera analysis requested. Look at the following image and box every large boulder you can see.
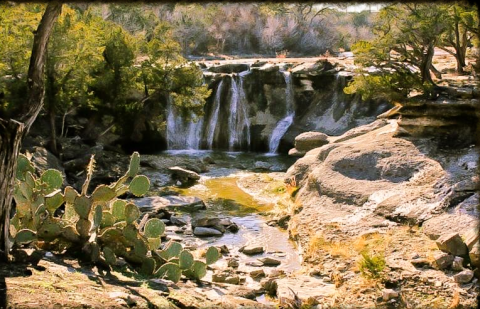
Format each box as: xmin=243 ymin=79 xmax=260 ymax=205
xmin=294 ymin=132 xmax=329 ymax=152
xmin=168 ymin=166 xmax=200 ymax=186
xmin=31 ymin=147 xmax=65 ymax=176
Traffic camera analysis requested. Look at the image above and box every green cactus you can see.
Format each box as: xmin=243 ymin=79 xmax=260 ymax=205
xmin=140 ymin=257 xmax=156 ymax=275
xmin=15 ymin=229 xmax=36 ymax=244
xmin=76 ymin=218 xmax=92 ymax=238
xmin=74 ymin=196 xmax=92 ymax=219
xmin=103 ymin=246 xmax=117 ymax=265
xmin=10 ymin=152 xmax=218 ymax=284
xmin=45 ymin=190 xmax=64 ymax=213
xmin=143 ymin=218 xmax=165 ymax=238
xmin=158 ymin=241 xmax=182 ymax=260
xmin=127 ymin=152 xmax=140 ymax=177
xmin=111 ymin=199 xmax=126 ymax=221
xmin=205 ymin=247 xmax=220 ymax=265
xmin=156 ymin=263 xmax=182 ymax=283
xmin=16 ymin=155 xmax=34 ymax=181
xmin=40 ymin=169 xmax=63 ymax=191
xmin=129 ymin=175 xmax=150 ymax=197
xmin=125 ymin=203 xmax=140 ymax=224
xmin=100 ymin=212 xmax=115 ymax=228
xmin=179 ymin=250 xmax=194 ymax=269
xmin=185 ymin=261 xmax=207 ymax=280
xmin=92 ymin=185 xmax=116 ymax=202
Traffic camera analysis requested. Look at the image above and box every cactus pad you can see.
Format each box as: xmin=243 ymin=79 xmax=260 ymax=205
xmin=140 ymin=257 xmax=156 ymax=275
xmin=74 ymin=196 xmax=92 ymax=219
xmin=64 ymin=186 xmax=79 ymax=204
xmin=92 ymin=185 xmax=116 ymax=202
xmin=103 ymin=246 xmax=117 ymax=265
xmin=127 ymin=152 xmax=140 ymax=177
xmin=125 ymin=203 xmax=140 ymax=224
xmin=205 ymin=247 xmax=220 ymax=265
xmin=144 ymin=218 xmax=165 ymax=238
xmin=16 ymin=155 xmax=34 ymax=181
xmin=15 ymin=229 xmax=36 ymax=244
xmin=129 ymin=175 xmax=150 ymax=197
xmin=111 ymin=199 xmax=126 ymax=221
xmin=156 ymin=263 xmax=181 ymax=283
xmin=101 ymin=212 xmax=115 ymax=228
xmin=76 ymin=218 xmax=92 ymax=238
xmin=179 ymin=250 xmax=194 ymax=269
xmin=45 ymin=190 xmax=64 ymax=213
xmin=40 ymin=169 xmax=63 ymax=191
xmin=159 ymin=241 xmax=182 ymax=260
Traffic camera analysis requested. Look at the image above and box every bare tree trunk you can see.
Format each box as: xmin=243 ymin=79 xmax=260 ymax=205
xmin=0 ymin=2 xmax=62 ymax=262
xmin=420 ymin=43 xmax=436 ymax=85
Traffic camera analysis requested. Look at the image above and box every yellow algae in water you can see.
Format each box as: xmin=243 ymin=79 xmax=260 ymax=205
xmin=177 ymin=177 xmax=273 ymax=213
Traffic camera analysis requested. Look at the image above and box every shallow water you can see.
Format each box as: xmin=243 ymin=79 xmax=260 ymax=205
xmin=156 ymin=151 xmax=302 ymax=274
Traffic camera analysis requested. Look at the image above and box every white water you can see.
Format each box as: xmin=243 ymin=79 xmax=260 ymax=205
xmin=206 ymin=79 xmax=224 ymax=149
xmin=228 ymin=71 xmax=251 ymax=151
xmin=268 ymin=71 xmax=295 ymax=154
xmin=166 ymin=97 xmax=204 ymax=150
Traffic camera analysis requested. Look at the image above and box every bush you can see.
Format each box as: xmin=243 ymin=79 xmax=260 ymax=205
xmin=358 ymin=251 xmax=385 ymax=279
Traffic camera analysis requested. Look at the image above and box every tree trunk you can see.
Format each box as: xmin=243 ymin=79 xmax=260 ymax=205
xmin=420 ymin=43 xmax=435 ymax=85
xmin=49 ymin=110 xmax=58 ymax=155
xmin=0 ymin=2 xmax=62 ymax=262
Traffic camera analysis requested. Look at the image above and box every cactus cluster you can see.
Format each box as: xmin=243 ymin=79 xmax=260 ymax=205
xmin=11 ymin=152 xmax=220 ymax=282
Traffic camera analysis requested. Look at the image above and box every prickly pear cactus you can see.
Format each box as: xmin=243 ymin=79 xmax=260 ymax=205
xmin=11 ymin=152 xmax=221 ymax=283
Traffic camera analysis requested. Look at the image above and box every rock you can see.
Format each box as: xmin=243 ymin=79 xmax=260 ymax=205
xmin=212 ymin=272 xmax=240 ymax=285
xmin=258 ymin=257 xmax=281 ymax=266
xmin=452 ymin=257 xmax=464 ymax=271
xmin=227 ymin=222 xmax=239 ymax=233
xmin=31 ymin=146 xmax=65 ymax=177
xmin=208 ymin=63 xmax=250 ymax=74
xmin=454 ymin=269 xmax=474 ymax=283
xmin=170 ymin=216 xmax=187 ymax=226
xmin=463 ymin=227 xmax=479 ymax=250
xmin=469 ymin=243 xmax=480 ymax=268
xmin=436 ymin=233 xmax=468 ymax=256
xmin=276 ymin=276 xmax=336 ymax=304
xmin=261 ymin=279 xmax=278 ymax=296
xmin=193 ymin=227 xmax=223 ymax=237
xmin=240 ymin=246 xmax=264 ymax=256
xmin=411 ymin=258 xmax=431 ymax=268
xmin=277 ymin=215 xmax=290 ymax=229
xmin=294 ymin=131 xmax=329 ymax=152
xmin=250 ymin=269 xmax=266 ymax=279
xmin=254 ymin=161 xmax=272 ymax=170
xmin=382 ymin=289 xmax=399 ymax=301
xmin=217 ymin=245 xmax=230 ymax=254
xmin=288 ymin=148 xmax=306 ymax=157
xmin=228 ymin=259 xmax=239 ymax=268
xmin=432 ymin=252 xmax=454 ymax=270
xmin=136 ymin=196 xmax=206 ymax=213
xmin=169 ymin=166 xmax=200 ymax=185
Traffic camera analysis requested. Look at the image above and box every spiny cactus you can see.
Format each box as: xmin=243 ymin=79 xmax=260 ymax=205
xmin=11 ymin=152 xmax=221 ymax=283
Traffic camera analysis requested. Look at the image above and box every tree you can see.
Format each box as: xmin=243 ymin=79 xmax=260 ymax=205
xmin=44 ymin=6 xmax=105 ymax=154
xmin=0 ymin=2 xmax=62 ymax=261
xmin=439 ymin=4 xmax=478 ymax=74
xmin=344 ymin=4 xmax=450 ymax=101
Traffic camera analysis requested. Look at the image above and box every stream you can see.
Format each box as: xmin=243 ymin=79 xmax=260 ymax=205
xmin=143 ymin=150 xmax=303 ymax=301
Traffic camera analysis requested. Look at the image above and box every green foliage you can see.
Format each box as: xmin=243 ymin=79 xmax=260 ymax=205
xmin=358 ymin=251 xmax=386 ymax=279
xmin=11 ymin=152 xmax=220 ymax=283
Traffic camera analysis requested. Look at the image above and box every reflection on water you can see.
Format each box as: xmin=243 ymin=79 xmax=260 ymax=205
xmin=172 ymin=171 xmax=302 ymax=273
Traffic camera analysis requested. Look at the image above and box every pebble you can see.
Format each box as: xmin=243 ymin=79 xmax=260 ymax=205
xmin=382 ymin=289 xmax=399 ymax=301
xmin=258 ymin=257 xmax=281 ymax=266
xmin=240 ymin=246 xmax=264 ymax=255
xmin=454 ymin=269 xmax=474 ymax=284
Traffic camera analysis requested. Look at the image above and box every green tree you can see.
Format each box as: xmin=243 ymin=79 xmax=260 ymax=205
xmin=0 ymin=4 xmax=43 ymax=115
xmin=439 ymin=4 xmax=478 ymax=75
xmin=344 ymin=4 xmax=450 ymax=101
xmin=45 ymin=6 xmax=105 ymax=154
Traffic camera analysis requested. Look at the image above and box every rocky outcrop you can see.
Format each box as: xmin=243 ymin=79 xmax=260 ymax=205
xmin=395 ymin=98 xmax=479 ymax=148
xmin=286 ymin=118 xmax=478 ymax=250
xmin=163 ymin=60 xmax=392 ymax=153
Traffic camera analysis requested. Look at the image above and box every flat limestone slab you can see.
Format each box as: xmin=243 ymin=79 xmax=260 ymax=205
xmin=276 ymin=276 xmax=335 ymax=304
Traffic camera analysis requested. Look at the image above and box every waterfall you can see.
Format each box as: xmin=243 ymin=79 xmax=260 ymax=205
xmin=227 ymin=71 xmax=251 ymax=151
xmin=166 ymin=97 xmax=204 ymax=150
xmin=268 ymin=71 xmax=295 ymax=153
xmin=206 ymin=79 xmax=224 ymax=149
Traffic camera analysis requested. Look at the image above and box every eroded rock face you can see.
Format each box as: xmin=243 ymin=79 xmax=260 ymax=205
xmin=285 ymin=119 xmax=479 ymax=248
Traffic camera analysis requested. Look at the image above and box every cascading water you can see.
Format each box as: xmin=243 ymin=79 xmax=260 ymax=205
xmin=206 ymin=79 xmax=224 ymax=149
xmin=268 ymin=71 xmax=295 ymax=154
xmin=166 ymin=97 xmax=204 ymax=150
xmin=227 ymin=71 xmax=251 ymax=151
